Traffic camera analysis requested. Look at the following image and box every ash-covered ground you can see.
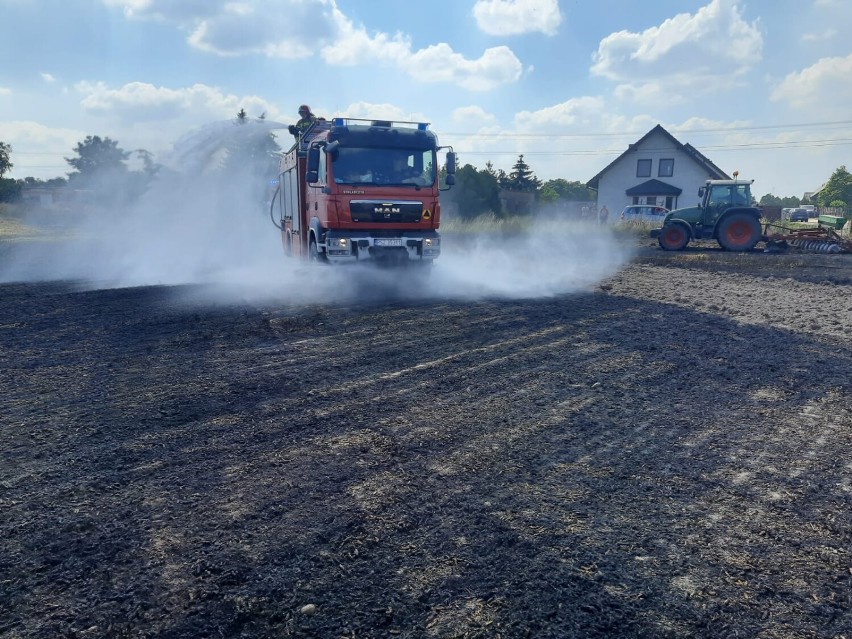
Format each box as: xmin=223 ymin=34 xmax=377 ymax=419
xmin=1 ymin=239 xmax=851 ymax=638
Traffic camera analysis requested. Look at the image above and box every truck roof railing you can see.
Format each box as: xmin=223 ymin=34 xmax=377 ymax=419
xmin=288 ymin=118 xmax=334 ymax=155
xmin=286 ymin=117 xmax=433 ymax=155
xmin=330 ymin=117 xmax=430 ymax=131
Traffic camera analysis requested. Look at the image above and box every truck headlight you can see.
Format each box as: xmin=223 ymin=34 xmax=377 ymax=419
xmin=327 ymin=237 xmax=350 ymax=255
xmin=421 ymin=237 xmax=440 ymax=255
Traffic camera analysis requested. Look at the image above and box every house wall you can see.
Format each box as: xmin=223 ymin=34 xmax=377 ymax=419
xmin=596 ymin=130 xmax=717 ymax=215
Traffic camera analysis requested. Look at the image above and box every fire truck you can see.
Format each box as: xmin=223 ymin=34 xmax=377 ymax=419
xmin=270 ymin=117 xmax=456 ymax=266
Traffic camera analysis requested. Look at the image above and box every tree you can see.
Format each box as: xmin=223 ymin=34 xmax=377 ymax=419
xmin=223 ymin=110 xmax=282 ymax=176
xmin=0 ymin=141 xmax=12 ymax=178
xmin=442 ymin=163 xmax=501 ymax=219
xmin=217 ymin=110 xmax=284 ymax=205
xmin=133 ymin=149 xmax=160 ymax=178
xmin=64 ymin=136 xmax=162 ymax=206
xmin=538 ymin=183 xmax=560 ymax=205
xmin=0 ymin=141 xmax=18 ymax=202
xmin=540 ymin=178 xmax=595 ymax=202
xmin=65 ymin=135 xmax=130 ymax=183
xmin=499 ymin=154 xmax=541 ymax=193
xmin=759 ymin=193 xmax=801 ymax=207
xmin=817 ymin=165 xmax=852 ymax=210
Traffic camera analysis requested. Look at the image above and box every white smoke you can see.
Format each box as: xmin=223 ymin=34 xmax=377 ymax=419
xmin=1 ymin=118 xmax=288 ymax=288
xmin=0 ymin=121 xmax=633 ymax=301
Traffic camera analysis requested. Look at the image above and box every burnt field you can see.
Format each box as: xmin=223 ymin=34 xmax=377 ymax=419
xmin=1 ymin=243 xmax=852 ymax=638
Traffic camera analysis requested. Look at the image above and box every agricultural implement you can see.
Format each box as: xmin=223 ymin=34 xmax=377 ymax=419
xmin=762 ymin=215 xmax=852 ymax=254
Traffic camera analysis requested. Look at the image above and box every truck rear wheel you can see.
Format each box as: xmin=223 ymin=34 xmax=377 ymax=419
xmin=717 ymin=214 xmax=761 ymax=251
xmin=658 ymin=224 xmax=689 ymax=251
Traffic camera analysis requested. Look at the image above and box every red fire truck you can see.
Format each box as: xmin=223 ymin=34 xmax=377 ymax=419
xmin=270 ymin=117 xmax=456 ymax=266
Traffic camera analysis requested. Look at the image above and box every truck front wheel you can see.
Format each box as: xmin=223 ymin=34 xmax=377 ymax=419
xmin=308 ymin=237 xmax=326 ymax=263
xmin=717 ymin=214 xmax=761 ymax=251
xmin=658 ymin=224 xmax=689 ymax=251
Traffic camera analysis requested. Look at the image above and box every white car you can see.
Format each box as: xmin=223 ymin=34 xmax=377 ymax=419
xmin=621 ymin=205 xmax=669 ymax=223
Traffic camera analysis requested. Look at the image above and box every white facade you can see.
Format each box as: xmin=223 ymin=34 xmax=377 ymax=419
xmin=588 ymin=125 xmax=729 ymax=217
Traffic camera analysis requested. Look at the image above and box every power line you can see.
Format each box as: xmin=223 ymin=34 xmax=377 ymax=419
xmin=443 ymin=119 xmax=852 ymax=139
xmin=455 ymin=138 xmax=852 ymax=156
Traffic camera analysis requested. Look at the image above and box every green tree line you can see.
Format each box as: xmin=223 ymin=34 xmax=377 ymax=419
xmin=3 ymin=124 xmax=851 ymax=214
xmin=442 ymin=154 xmax=595 ymax=219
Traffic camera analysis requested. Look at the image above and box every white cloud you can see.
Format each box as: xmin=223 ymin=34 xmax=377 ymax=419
xmin=0 ymin=87 xmax=11 ymax=97
xmin=101 ymin=0 xmax=522 ymax=90
xmin=101 ymin=0 xmax=229 ymax=22
xmin=335 ymin=102 xmax=426 ymax=123
xmin=801 ymin=28 xmax=838 ymax=42
xmin=75 ymin=81 xmax=279 ymax=124
xmin=40 ymin=73 xmax=57 ymax=83
xmin=321 ymin=9 xmax=522 ymax=90
xmin=321 ymin=6 xmax=411 ymax=65
xmin=514 ymin=96 xmax=610 ymax=131
xmin=452 ymin=106 xmax=498 ymax=126
xmin=472 ymin=0 xmax=562 ymax=36
xmin=402 ymin=44 xmax=523 ymax=91
xmin=613 ymin=82 xmax=686 ymax=107
xmin=591 ymin=0 xmax=762 ymax=89
xmin=188 ymin=1 xmax=337 ymax=58
xmin=770 ymin=53 xmax=852 ymax=116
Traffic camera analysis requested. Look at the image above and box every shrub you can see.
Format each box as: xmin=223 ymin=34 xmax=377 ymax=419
xmin=0 ymin=178 xmax=22 ymax=203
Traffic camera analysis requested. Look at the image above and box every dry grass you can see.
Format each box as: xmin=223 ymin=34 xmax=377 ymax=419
xmin=0 ymin=216 xmax=43 ymax=240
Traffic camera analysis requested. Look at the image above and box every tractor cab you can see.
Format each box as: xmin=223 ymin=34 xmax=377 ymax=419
xmin=699 ymin=180 xmax=753 ymax=226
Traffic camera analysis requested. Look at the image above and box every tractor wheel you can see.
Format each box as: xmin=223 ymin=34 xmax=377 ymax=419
xmin=717 ymin=213 xmax=761 ymax=251
xmin=658 ymin=224 xmax=689 ymax=251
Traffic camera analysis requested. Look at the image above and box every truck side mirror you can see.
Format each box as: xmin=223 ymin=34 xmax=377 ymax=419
xmin=445 ymin=174 xmax=456 ymax=186
xmin=445 ymin=152 xmax=457 ymax=175
xmin=306 ymin=146 xmax=320 ymax=183
xmin=698 ymin=187 xmax=705 ymax=198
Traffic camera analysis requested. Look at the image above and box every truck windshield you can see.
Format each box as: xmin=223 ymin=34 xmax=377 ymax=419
xmin=331 ymin=147 xmax=435 ymax=187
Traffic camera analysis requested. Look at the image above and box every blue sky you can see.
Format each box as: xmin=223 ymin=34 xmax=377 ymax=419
xmin=1 ymin=0 xmax=851 ymax=199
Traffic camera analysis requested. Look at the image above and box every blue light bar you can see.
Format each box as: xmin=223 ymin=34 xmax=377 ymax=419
xmin=418 ymin=123 xmax=428 ymax=131
xmin=333 ymin=117 xmax=345 ymax=126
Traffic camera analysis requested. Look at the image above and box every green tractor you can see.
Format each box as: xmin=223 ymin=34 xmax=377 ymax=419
xmin=650 ymin=177 xmax=763 ymax=251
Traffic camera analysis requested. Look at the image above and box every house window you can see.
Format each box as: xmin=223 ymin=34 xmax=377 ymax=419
xmin=658 ymin=158 xmax=674 ymax=177
xmin=636 ymin=159 xmax=651 ymax=178
xmin=665 ymin=196 xmax=674 ymax=210
xmin=646 ymin=196 xmax=657 ymax=206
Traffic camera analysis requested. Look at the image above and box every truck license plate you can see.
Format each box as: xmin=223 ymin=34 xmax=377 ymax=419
xmin=374 ymin=238 xmax=403 ymax=247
